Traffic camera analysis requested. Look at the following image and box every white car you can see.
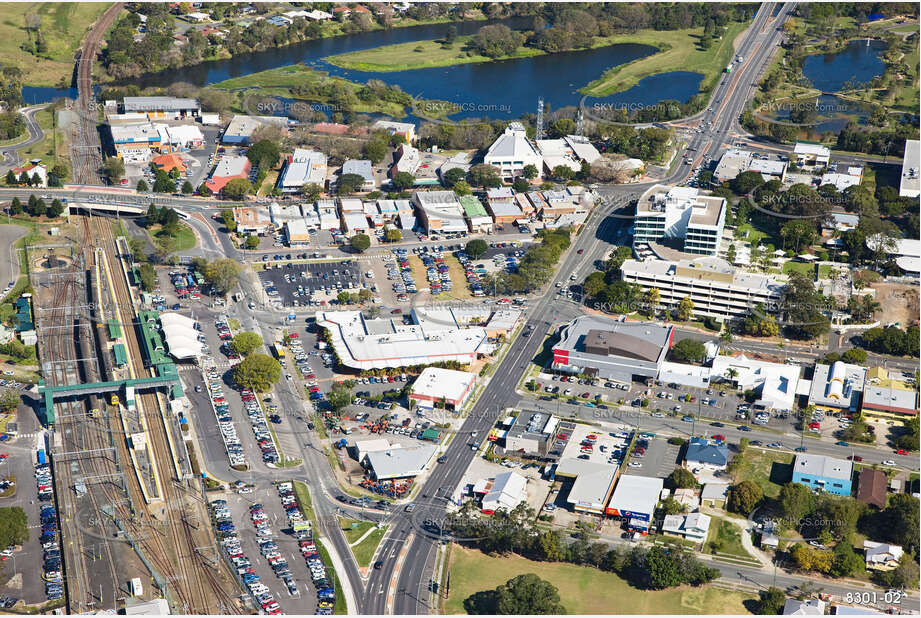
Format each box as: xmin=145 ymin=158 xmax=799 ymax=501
xmin=628 ymin=461 xmax=642 ymax=468
xmin=882 ymin=460 xmax=896 ymax=466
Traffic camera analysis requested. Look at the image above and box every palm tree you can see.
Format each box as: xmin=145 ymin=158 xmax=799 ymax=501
xmin=724 ymin=368 xmax=739 ymax=385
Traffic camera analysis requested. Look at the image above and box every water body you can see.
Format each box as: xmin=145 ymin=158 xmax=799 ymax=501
xmin=802 ymin=39 xmax=887 ymax=92
xmin=21 ymin=85 xmax=78 ymax=104
xmin=124 ymin=19 xmax=700 ymax=119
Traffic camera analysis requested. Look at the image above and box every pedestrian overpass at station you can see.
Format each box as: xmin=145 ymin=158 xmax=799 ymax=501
xmin=38 ymin=374 xmax=184 ymax=425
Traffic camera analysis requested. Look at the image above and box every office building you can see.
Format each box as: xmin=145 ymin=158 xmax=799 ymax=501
xmin=222 ymin=115 xmax=290 ymax=144
xmin=232 ymin=207 xmax=271 ymax=235
xmin=277 ymin=149 xmax=327 ymax=193
xmin=791 ymin=454 xmax=853 ymax=496
xmin=620 ymin=256 xmax=785 ymax=320
xmin=808 ymin=361 xmax=866 ymax=414
xmin=793 ymin=142 xmax=831 ymax=168
xmin=364 ymin=445 xmax=438 ymax=481
xmin=475 ymin=471 xmax=528 ymax=514
xmin=555 ymin=458 xmax=618 ymax=515
xmin=372 ymin=120 xmax=416 ymax=144
xmin=860 ymin=385 xmax=919 ymax=421
xmin=340 ymin=159 xmax=376 ymax=191
xmin=459 ymin=196 xmax=493 ymax=234
xmin=484 ymin=122 xmax=543 ymax=181
xmin=553 ymin=315 xmax=673 ymax=383
xmin=710 ymin=354 xmax=801 ymax=412
xmin=503 ymin=411 xmax=559 ymax=459
xmin=206 ymin=155 xmax=251 ymax=194
xmin=409 ymin=367 xmax=476 ymax=410
xmin=412 ymin=191 xmax=467 ymax=234
xmin=123 ymin=96 xmax=200 ymax=118
xmin=633 ymin=184 xmax=727 ymax=256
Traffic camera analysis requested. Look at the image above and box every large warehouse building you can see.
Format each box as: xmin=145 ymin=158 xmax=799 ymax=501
xmin=552 ymin=316 xmax=673 ymax=382
xmin=605 ymin=475 xmax=664 ymax=534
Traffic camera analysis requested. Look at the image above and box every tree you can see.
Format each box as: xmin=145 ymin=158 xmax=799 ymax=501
xmin=512 ymin=178 xmax=530 ymax=193
xmin=665 ymin=467 xmax=699 ymax=490
xmin=0 ymin=389 xmax=19 ymax=412
xmin=494 ymin=574 xmax=565 ymax=615
xmin=384 ymin=228 xmax=402 ymax=243
xmin=643 ymin=287 xmax=660 ymax=316
xmin=729 ymin=170 xmax=766 ymax=195
xmin=363 ymin=140 xmax=388 ymax=164
xmin=337 ymin=173 xmax=366 ymax=195
xmin=444 ymin=25 xmax=458 ymax=44
xmin=244 ymin=235 xmax=260 ymax=250
xmin=840 ymin=348 xmax=867 ymax=364
xmin=220 ymin=209 xmax=237 ymax=232
xmin=467 ymin=164 xmax=502 ymax=188
xmin=469 ymin=24 xmax=524 ymax=58
xmin=0 ymin=507 xmax=29 ymax=550
xmin=551 ymin=165 xmax=575 ymax=180
xmin=181 ymin=180 xmax=194 ymax=194
xmin=103 ymin=157 xmax=125 ymax=183
xmin=550 ymin=118 xmax=576 ymax=138
xmin=232 ymin=353 xmax=281 ymax=393
xmin=727 ymin=480 xmax=764 ymax=515
xmin=203 ymin=258 xmax=242 ymax=295
xmin=780 ymin=271 xmax=830 ymax=340
xmin=779 ymin=482 xmax=815 ymax=524
xmin=153 ymin=173 xmax=174 ymax=193
xmin=137 ymin=263 xmax=157 ymax=292
xmin=442 ymin=167 xmax=466 ymax=188
xmin=757 ymin=587 xmax=787 ymax=615
xmin=522 ymin=164 xmax=539 ymax=180
xmin=350 ymin=234 xmax=371 ymax=253
xmin=328 ymin=382 xmax=353 ymax=412
xmin=831 ymin=542 xmax=864 ymax=577
xmin=246 ymin=139 xmax=281 ymax=170
xmin=230 ymin=331 xmax=262 ymax=357
xmin=466 ymin=239 xmax=488 ymax=259
xmin=643 ymin=546 xmax=682 ymax=589
xmin=452 ymin=180 xmax=472 ymax=196
xmin=676 ymin=296 xmax=694 ymax=321
xmin=137 ymin=179 xmax=149 ymax=192
xmin=222 ymin=178 xmax=251 ymax=200
xmin=336 ymin=291 xmax=351 ymax=305
xmin=671 ymin=338 xmax=706 ymax=364
xmin=301 ymin=183 xmax=322 ymax=201
xmin=392 ymin=171 xmax=415 ymax=191
xmin=4 ymin=170 xmax=15 ymax=185
xmin=9 ymin=197 xmax=21 ymax=215
xmin=46 ymin=199 xmax=64 ymax=218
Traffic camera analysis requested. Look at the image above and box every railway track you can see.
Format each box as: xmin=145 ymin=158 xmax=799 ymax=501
xmin=85 ymin=215 xmax=240 ymax=613
xmin=72 ymin=3 xmax=123 ymax=186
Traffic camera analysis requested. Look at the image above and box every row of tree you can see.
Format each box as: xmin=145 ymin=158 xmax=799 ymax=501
xmin=481 ymin=228 xmax=572 ymax=295
xmin=8 ymin=195 xmax=65 ymax=219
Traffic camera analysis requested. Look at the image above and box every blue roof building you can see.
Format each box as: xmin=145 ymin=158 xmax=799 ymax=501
xmin=685 ymin=437 xmax=730 ymax=470
xmin=792 ymin=454 xmax=853 ymax=496
xmin=14 ymin=296 xmax=33 ymax=332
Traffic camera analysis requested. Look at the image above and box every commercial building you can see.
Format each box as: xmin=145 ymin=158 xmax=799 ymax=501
xmin=856 ymin=468 xmax=887 ymax=509
xmin=110 ymin=123 xmax=162 ymax=158
xmin=206 ymin=155 xmax=252 ymax=194
xmin=863 ymin=541 xmax=903 ymax=571
xmin=391 ymin=143 xmax=421 ymax=178
xmin=748 ymin=158 xmax=788 ymax=182
xmin=504 ymin=411 xmax=559 ymax=459
xmin=155 ymin=123 xmax=204 ymax=151
xmin=152 ymin=154 xmax=187 ymax=174
xmin=684 ymin=438 xmax=730 ymax=476
xmin=661 ymin=512 xmax=711 ymax=543
xmin=277 ymin=149 xmax=327 ymax=193
xmin=222 ymin=115 xmax=290 ymax=144
xmin=484 ymin=122 xmax=543 ymax=181
xmin=861 ymin=385 xmax=919 ymax=421
xmin=340 ymin=159 xmax=376 ymax=191
xmin=714 ymin=149 xmax=787 ymax=183
xmin=899 ymin=139 xmax=920 ymax=198
xmin=620 ymin=256 xmax=786 ymax=320
xmin=341 ymin=212 xmax=370 ymax=234
xmin=459 ymin=195 xmax=493 ymax=233
xmin=353 ymin=438 xmax=396 ymax=463
xmin=536 ymin=135 xmax=601 ymax=174
xmin=475 ymin=471 xmax=527 ymax=513
xmin=633 ymin=185 xmax=727 ymax=257
xmin=412 ymin=191 xmax=467 ymax=234
xmin=125 ymin=598 xmax=171 ymax=615
xmin=409 ymin=367 xmax=476 ymax=410
xmin=487 ymin=187 xmax=524 ymax=224
xmin=232 ymin=207 xmax=272 ymax=235
xmin=364 ymin=445 xmax=438 ymax=481
xmin=123 ymin=96 xmax=200 ymax=118
xmin=555 ymin=458 xmax=618 ymax=515
xmin=605 ymin=475 xmax=664 ymax=532
xmin=552 ymin=315 xmax=673 ymax=383
xmin=711 ymin=354 xmax=802 ymax=412
xmin=317 ymin=310 xmax=489 ymax=371
xmin=792 ymin=454 xmax=853 ymax=496
xmin=373 ymin=120 xmax=416 ymax=144
xmin=285 ymin=219 xmax=312 ymax=246
xmin=808 ymin=361 xmax=866 ymax=414
xmin=269 ymin=203 xmax=304 ymax=226
xmin=793 ymin=142 xmax=831 ymax=168
xmin=316 ymin=200 xmax=340 ymax=230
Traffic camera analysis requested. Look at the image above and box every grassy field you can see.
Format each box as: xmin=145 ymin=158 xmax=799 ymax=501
xmin=213 ymin=64 xmax=409 ymax=118
xmin=14 ymin=106 xmax=61 ymax=162
xmin=730 ymin=449 xmax=794 ymax=499
xmin=149 ymin=222 xmax=196 ymax=253
xmin=782 ymin=261 xmax=815 ymax=277
xmin=339 ymin=517 xmax=375 ymax=544
xmin=0 ymin=3 xmax=112 ymax=86
xmin=707 ymin=518 xmax=753 ymax=559
xmin=440 ymin=256 xmax=472 ymax=301
xmin=325 ymin=34 xmax=544 ymax=72
xmin=582 ymin=21 xmax=749 ymax=97
xmin=444 ymin=546 xmax=755 ymax=614
xmin=351 ymin=524 xmax=387 ymax=567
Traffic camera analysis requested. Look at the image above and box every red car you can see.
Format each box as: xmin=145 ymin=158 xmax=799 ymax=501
xmin=712 ymin=434 xmax=726 ymax=442
xmin=577 ymin=249 xmax=584 ymax=254
xmin=895 ymin=449 xmax=909 ymax=455
xmin=847 ymin=455 xmax=863 ymax=462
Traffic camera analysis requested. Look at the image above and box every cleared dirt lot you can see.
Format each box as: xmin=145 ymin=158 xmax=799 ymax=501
xmin=870 ymin=281 xmax=919 ymax=327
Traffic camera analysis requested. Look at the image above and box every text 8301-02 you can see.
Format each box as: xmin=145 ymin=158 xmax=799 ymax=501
xmin=844 ymin=591 xmax=906 ymax=606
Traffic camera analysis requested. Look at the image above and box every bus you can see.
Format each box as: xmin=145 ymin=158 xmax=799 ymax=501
xmin=273 ymin=341 xmax=287 ymax=360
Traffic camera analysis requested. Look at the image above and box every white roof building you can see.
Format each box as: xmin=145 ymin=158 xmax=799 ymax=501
xmin=809 ymin=361 xmax=866 ymax=412
xmin=317 ymin=310 xmax=489 ymax=371
xmin=269 ymin=202 xmax=305 ymax=225
xmin=864 ymin=541 xmax=904 ymax=569
xmin=316 ymin=199 xmax=339 ymax=230
xmin=793 ymin=142 xmax=831 ymax=166
xmin=412 ymin=191 xmax=467 ymax=233
xmin=711 ymin=354 xmax=801 ymax=412
xmin=820 ymin=171 xmax=862 ymax=192
xmin=364 ymin=445 xmax=437 ymax=480
xmin=354 ymin=438 xmax=397 ymax=463
xmin=783 ymin=599 xmax=827 ymax=615
xmin=606 ymin=474 xmax=663 ymax=522
xmin=556 ymin=458 xmax=618 ymax=514
xmin=484 ymin=122 xmax=543 ymax=181
xmin=159 ymin=312 xmax=203 ymax=359
xmin=278 ymin=149 xmax=327 ymax=192
xmin=222 ymin=114 xmax=290 ymax=144
xmin=409 ymin=367 xmax=476 ymax=409
xmin=342 ymin=212 xmax=369 ymax=234
xmin=661 ymin=512 xmax=711 ymax=542
xmin=480 ymin=471 xmax=527 ymax=513
xmin=899 ymin=139 xmax=920 ymax=197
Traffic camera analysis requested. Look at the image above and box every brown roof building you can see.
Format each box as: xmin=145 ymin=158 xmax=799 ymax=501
xmin=856 ymin=468 xmax=887 ymax=509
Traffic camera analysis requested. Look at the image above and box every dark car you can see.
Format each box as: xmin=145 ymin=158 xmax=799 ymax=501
xmin=738 ymin=425 xmax=752 ymax=432
xmin=710 ymin=422 xmax=724 ymax=427
xmin=373 ymin=560 xmax=384 ymax=570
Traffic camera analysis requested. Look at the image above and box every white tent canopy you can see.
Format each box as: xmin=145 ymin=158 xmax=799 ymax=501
xmin=159 ymin=312 xmax=202 ymax=359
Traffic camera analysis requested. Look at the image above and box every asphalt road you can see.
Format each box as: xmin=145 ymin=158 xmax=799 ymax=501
xmin=0 ymin=105 xmax=46 ymax=171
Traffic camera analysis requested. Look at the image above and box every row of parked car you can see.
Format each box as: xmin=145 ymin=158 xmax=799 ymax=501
xmin=35 ymin=462 xmax=52 ymax=502
xmin=213 ymin=499 xmax=282 ymax=615
xmin=204 ymin=363 xmax=246 ymax=468
xmin=389 ymin=249 xmax=418 ymax=296
xmin=251 ymin=500 xmax=297 ymax=596
xmin=279 ymin=481 xmax=336 ymax=615
xmin=40 ymin=502 xmax=62 ymax=601
xmin=241 ymin=388 xmax=280 ymax=464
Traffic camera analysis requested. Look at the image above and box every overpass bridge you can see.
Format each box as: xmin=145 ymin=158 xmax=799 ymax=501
xmin=38 ymin=375 xmax=183 ymax=424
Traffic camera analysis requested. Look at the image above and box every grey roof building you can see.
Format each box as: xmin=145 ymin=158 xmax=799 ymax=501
xmin=364 ymin=445 xmax=438 ymax=480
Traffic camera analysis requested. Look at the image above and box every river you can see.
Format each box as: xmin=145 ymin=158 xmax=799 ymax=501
xmin=24 ymin=18 xmax=704 ymax=119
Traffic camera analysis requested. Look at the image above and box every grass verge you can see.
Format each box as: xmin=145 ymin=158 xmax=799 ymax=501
xmin=315 ymin=539 xmax=347 ymax=615
xmin=444 ymin=545 xmax=755 ymax=614
xmin=338 ymin=517 xmax=375 ymax=544
xmin=351 ymin=525 xmax=387 ymax=568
